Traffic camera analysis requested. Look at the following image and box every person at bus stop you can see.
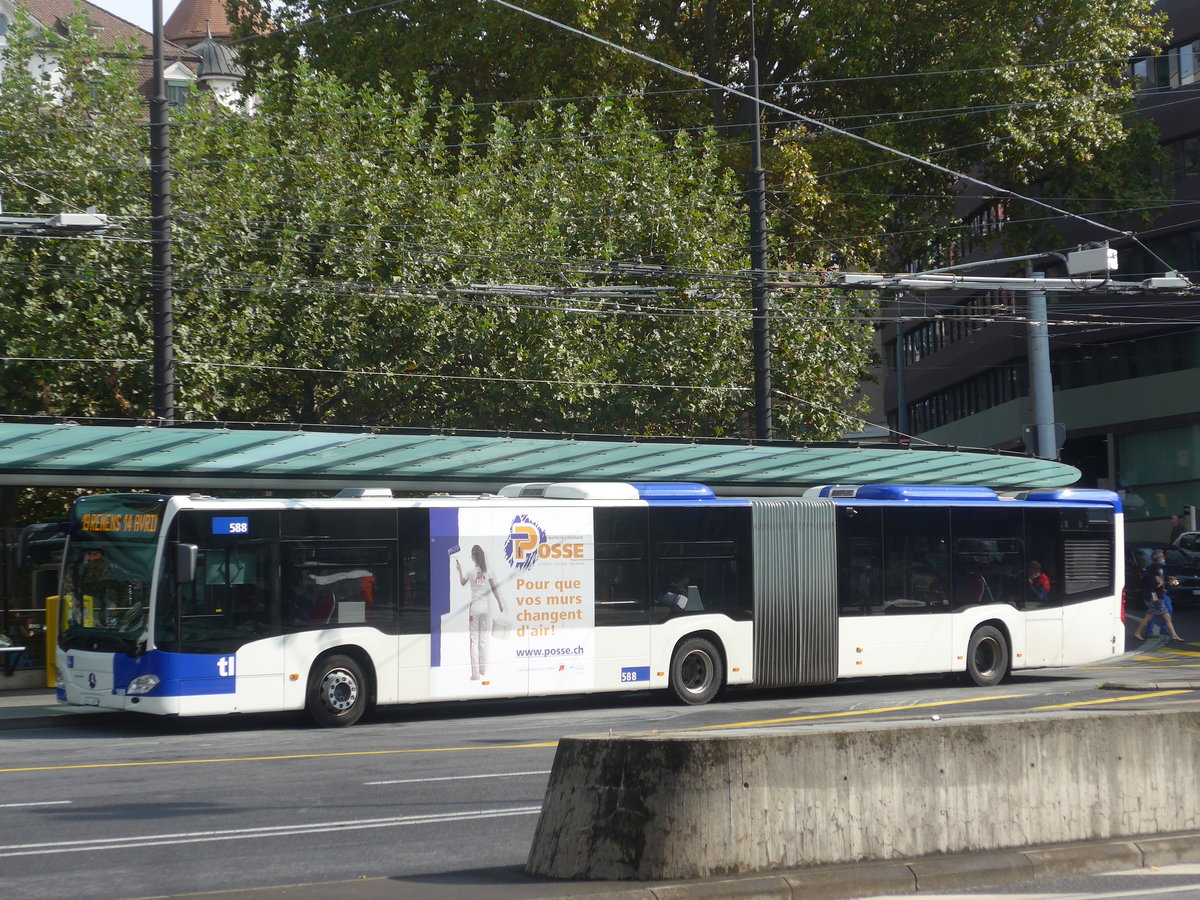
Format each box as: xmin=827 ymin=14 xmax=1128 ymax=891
xmin=1169 ymin=514 xmax=1185 ymax=543
xmin=1133 ymin=550 xmax=1183 ymax=642
xmin=456 ymin=545 xmax=506 ymax=680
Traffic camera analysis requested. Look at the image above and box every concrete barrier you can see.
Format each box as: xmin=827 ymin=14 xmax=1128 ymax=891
xmin=525 ymin=709 xmax=1200 ymax=880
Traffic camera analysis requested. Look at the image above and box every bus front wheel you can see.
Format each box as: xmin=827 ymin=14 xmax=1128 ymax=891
xmin=306 ymin=654 xmax=368 ymax=727
xmin=965 ymin=626 xmax=1008 ymax=687
xmin=669 ymin=637 xmax=724 ymax=705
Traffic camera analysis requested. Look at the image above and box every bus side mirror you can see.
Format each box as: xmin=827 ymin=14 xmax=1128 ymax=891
xmin=175 ymin=544 xmax=198 ymax=584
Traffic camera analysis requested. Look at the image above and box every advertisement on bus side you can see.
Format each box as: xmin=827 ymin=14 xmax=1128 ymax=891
xmin=429 ymin=506 xmax=594 ymax=697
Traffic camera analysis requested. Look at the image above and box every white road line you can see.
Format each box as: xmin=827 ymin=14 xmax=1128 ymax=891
xmin=0 ymin=806 xmax=544 ymax=858
xmin=0 ymin=801 xmax=71 ymax=809
xmin=364 ymin=769 xmax=551 ymax=786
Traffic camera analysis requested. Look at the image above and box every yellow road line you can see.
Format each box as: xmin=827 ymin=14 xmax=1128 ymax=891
xmin=0 ymin=742 xmax=559 ymax=775
xmin=692 ymin=694 xmax=1031 ymax=730
xmin=1031 ymin=690 xmax=1192 ymax=710
xmin=1085 ymin=662 xmax=1200 ymax=669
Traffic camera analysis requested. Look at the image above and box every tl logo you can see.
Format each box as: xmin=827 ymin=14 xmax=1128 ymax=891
xmin=217 ymin=656 xmax=237 ymax=677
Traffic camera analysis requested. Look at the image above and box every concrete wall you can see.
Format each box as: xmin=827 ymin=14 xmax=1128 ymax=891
xmin=526 ymin=710 xmax=1200 ymax=880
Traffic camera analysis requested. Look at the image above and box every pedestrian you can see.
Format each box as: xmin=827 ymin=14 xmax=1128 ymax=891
xmin=1169 ymin=514 xmax=1185 ymax=543
xmin=1133 ymin=550 xmax=1183 ymax=642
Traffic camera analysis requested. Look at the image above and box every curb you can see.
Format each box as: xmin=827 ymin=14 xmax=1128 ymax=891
xmin=152 ymin=833 xmax=1200 ymax=900
xmin=0 ymin=707 xmax=117 ymax=731
xmin=1100 ymin=680 xmax=1200 ymax=691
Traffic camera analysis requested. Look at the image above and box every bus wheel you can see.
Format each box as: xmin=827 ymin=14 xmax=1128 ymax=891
xmin=669 ymin=637 xmax=724 ymax=705
xmin=307 ymin=654 xmax=367 ymax=727
xmin=966 ymin=626 xmax=1008 ymax=687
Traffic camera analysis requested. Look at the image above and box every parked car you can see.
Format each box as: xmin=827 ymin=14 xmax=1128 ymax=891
xmin=1174 ymin=531 xmax=1200 ymax=553
xmin=1126 ymin=541 xmax=1200 ymax=605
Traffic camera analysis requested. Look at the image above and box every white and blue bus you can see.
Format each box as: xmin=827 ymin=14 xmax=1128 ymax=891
xmin=54 ymin=482 xmax=1123 ymax=726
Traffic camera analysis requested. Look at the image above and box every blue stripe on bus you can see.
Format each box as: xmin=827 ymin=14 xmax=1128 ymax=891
xmin=428 ymin=507 xmax=460 ymax=669
xmin=112 ymin=650 xmax=237 ymax=697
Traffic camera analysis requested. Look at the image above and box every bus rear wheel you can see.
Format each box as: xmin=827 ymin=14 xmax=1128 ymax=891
xmin=669 ymin=637 xmax=724 ymax=705
xmin=965 ymin=626 xmax=1008 ymax=687
xmin=307 ymin=654 xmax=368 ymax=727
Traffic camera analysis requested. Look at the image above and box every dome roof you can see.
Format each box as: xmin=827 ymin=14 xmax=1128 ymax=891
xmin=190 ymin=31 xmax=243 ymax=80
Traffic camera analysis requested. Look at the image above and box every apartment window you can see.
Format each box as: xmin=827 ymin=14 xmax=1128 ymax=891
xmin=167 ymin=81 xmax=190 ymax=108
xmin=1168 ymin=135 xmax=1200 ymax=178
xmin=1132 ymin=40 xmax=1200 ymax=92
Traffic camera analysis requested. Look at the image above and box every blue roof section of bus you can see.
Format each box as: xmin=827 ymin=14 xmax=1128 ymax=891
xmin=630 ymin=482 xmax=749 ymax=504
xmin=1021 ymin=489 xmax=1123 ymax=512
xmin=822 ymin=485 xmax=1000 ymax=502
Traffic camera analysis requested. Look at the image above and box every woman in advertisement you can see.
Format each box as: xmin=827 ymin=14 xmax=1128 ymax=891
xmin=456 ymin=545 xmax=506 ymax=680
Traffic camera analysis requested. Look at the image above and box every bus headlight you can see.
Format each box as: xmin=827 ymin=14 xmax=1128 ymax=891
xmin=55 ymin=666 xmax=64 ymax=689
xmin=126 ymin=674 xmax=160 ymax=696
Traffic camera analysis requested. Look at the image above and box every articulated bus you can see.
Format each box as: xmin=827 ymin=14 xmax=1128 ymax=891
xmin=54 ymin=482 xmax=1123 ymax=726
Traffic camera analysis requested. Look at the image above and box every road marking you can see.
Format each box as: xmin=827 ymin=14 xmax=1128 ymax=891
xmin=1031 ymin=690 xmax=1192 ymax=710
xmin=0 ymin=742 xmax=559 ymax=775
xmin=1163 ymin=648 xmax=1200 ymax=658
xmin=0 ymin=801 xmax=71 ymax=809
xmin=0 ymin=806 xmax=544 ymax=858
xmin=365 ymin=769 xmax=551 ymax=786
xmin=691 ymin=694 xmax=1031 ymax=730
xmin=1085 ymin=660 xmax=1200 ymax=668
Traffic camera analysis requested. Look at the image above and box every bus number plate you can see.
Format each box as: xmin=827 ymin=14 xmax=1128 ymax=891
xmin=212 ymin=516 xmax=250 ymax=535
xmin=620 ymin=666 xmax=649 ymax=683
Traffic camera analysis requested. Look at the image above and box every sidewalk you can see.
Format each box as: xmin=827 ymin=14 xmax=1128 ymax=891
xmin=0 ymin=687 xmax=116 ymax=730
xmin=160 ymin=833 xmax=1200 ymax=900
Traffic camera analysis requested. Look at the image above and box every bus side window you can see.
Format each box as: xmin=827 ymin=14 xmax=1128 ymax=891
xmin=282 ymin=544 xmax=398 ymax=634
xmin=880 ymin=508 xmax=950 ymax=615
xmin=648 ymin=507 xmax=751 ymax=620
xmin=595 ymin=508 xmax=648 ymax=627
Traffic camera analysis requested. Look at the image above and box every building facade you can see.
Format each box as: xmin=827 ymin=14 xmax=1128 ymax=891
xmin=0 ymin=0 xmax=244 ymax=106
xmin=879 ymin=0 xmax=1200 ymax=541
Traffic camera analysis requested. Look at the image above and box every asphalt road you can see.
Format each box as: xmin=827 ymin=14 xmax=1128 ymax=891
xmin=0 ymin=608 xmax=1198 ymax=900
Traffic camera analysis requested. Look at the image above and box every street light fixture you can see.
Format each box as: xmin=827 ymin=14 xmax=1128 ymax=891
xmin=0 ymin=208 xmax=110 ymax=235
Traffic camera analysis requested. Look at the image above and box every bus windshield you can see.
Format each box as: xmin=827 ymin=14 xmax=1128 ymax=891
xmin=58 ymin=495 xmax=167 ymax=655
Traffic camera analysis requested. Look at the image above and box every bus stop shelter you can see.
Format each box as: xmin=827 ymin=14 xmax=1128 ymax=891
xmin=0 ymin=421 xmax=1080 ymax=494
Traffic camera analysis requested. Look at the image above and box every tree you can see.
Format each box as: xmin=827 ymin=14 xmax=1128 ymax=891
xmin=0 ymin=5 xmax=152 ymax=419
xmin=228 ymin=0 xmax=1167 ymax=267
xmin=0 ymin=13 xmax=873 ymax=439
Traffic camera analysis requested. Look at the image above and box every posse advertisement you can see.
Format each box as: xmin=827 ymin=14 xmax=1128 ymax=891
xmin=429 ymin=505 xmax=594 ymax=697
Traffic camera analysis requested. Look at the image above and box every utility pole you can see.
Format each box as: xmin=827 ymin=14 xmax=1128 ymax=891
xmin=894 ymin=313 xmax=908 ymax=437
xmin=838 ymin=246 xmax=1184 ymax=457
xmin=1026 ymin=270 xmax=1056 ymax=460
xmin=150 ymin=0 xmax=175 ymax=424
xmin=747 ymin=0 xmax=771 ymax=440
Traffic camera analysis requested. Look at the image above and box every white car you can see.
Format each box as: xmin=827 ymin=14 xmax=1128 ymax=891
xmin=1175 ymin=531 xmax=1200 ymax=553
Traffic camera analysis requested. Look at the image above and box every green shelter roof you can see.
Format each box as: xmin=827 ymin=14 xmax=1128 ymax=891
xmin=0 ymin=423 xmax=1079 ymax=493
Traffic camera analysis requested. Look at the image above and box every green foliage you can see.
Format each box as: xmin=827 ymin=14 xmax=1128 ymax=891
xmin=0 ymin=4 xmax=151 ymax=419
xmin=1 ymin=24 xmax=872 ymax=439
xmin=229 ymin=0 xmax=1167 ymax=268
